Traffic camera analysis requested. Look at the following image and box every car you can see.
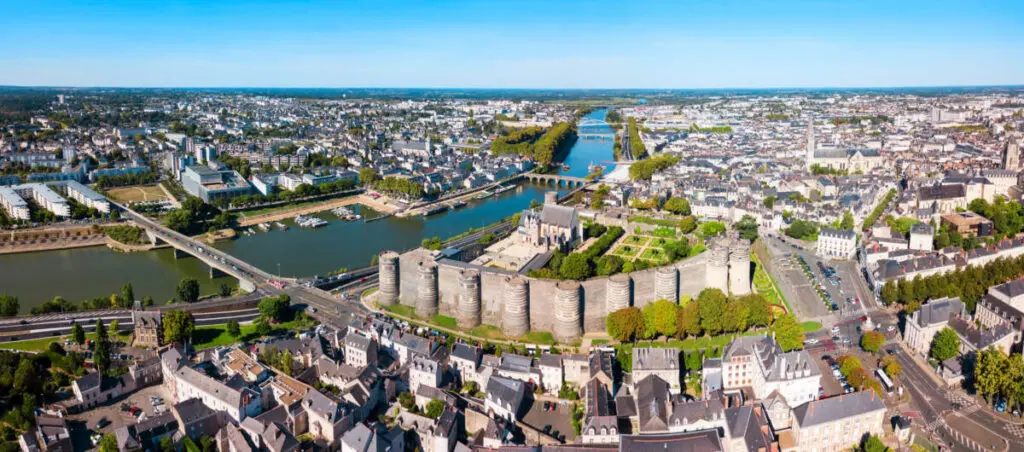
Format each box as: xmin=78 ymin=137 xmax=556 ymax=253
xmin=804 ymin=338 xmax=819 ymax=345
xmin=843 ymin=338 xmax=851 ymax=344
xmin=859 ymin=316 xmax=868 ymax=322
xmin=95 ymin=418 xmax=110 ymax=429
xmin=886 ymin=325 xmax=896 ymax=332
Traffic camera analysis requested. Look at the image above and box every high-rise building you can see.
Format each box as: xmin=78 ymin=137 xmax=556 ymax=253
xmin=1003 ymin=138 xmax=1021 ymax=172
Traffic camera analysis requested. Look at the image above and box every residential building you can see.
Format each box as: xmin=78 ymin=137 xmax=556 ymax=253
xmin=132 ymin=310 xmax=162 ymax=348
xmin=791 ymin=391 xmax=886 ymax=452
xmin=704 ymin=335 xmax=820 ymax=408
xmin=484 ymin=376 xmax=525 ymax=421
xmin=817 ymin=228 xmax=857 ymax=259
xmin=632 ymin=348 xmax=681 ymax=394
xmin=344 ymin=333 xmax=378 ymax=368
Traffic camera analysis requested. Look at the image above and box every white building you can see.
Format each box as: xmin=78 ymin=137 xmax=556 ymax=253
xmin=632 ymin=348 xmax=681 ymax=394
xmin=343 ymin=333 xmax=377 ymax=368
xmin=0 ymin=186 xmax=29 ymax=220
xmin=908 ymin=223 xmax=933 ymax=252
xmin=408 ymin=355 xmax=442 ymax=395
xmin=817 ymin=228 xmax=857 ymax=259
xmin=61 ymin=181 xmax=110 ymax=213
xmin=791 ymin=391 xmax=887 ymax=452
xmin=14 ymin=183 xmax=70 ymax=217
xmin=904 ymin=297 xmax=964 ymax=357
xmin=704 ymin=335 xmax=820 ymax=408
xmin=161 ymin=348 xmax=261 ymax=423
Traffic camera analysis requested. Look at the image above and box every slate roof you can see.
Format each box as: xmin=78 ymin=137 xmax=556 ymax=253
xmin=994 ymin=279 xmax=1024 ymax=300
xmin=619 ymin=429 xmax=723 ymax=452
xmin=635 ymin=374 xmax=670 ymax=433
xmin=540 ymin=204 xmax=577 ymax=229
xmin=913 ymin=298 xmax=963 ymax=328
xmin=792 ymin=390 xmax=885 ymax=428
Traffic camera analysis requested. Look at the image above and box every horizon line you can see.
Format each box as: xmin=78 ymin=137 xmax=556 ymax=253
xmin=2 ymin=83 xmax=1024 ymax=92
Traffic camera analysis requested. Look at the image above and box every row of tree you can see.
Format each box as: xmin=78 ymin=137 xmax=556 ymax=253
xmin=373 ymin=176 xmax=425 ymax=198
xmin=627 ymin=117 xmax=646 ymax=158
xmin=629 ymin=154 xmax=679 ymax=181
xmin=975 ymin=346 xmax=1024 ymax=411
xmin=604 ymin=289 xmax=804 ymax=350
xmin=879 ymin=254 xmax=1024 ymax=312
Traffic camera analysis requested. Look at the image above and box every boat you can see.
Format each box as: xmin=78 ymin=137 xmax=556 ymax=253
xmin=423 ymin=205 xmax=447 ymax=217
xmin=494 ymin=185 xmax=516 ymax=195
xmin=451 ymin=200 xmax=467 ymax=209
xmin=275 ymin=221 xmax=288 ymax=230
xmin=588 ymin=161 xmax=605 ymax=173
xmin=295 ymin=214 xmax=328 ymax=228
xmin=475 ymin=190 xmax=493 ymax=200
xmin=257 ymin=223 xmax=270 ymax=232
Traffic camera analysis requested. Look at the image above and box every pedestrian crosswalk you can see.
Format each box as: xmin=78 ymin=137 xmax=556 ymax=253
xmin=927 ymin=418 xmax=945 ymax=430
xmin=1005 ymin=423 xmax=1024 ymax=439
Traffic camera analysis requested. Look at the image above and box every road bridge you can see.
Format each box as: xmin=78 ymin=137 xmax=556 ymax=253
xmin=117 ymin=202 xmax=272 ymax=293
xmin=578 ymin=133 xmax=615 ymax=140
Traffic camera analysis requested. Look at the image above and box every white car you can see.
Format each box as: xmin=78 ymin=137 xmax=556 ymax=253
xmin=886 ymin=325 xmax=896 ymax=332
xmin=804 ymin=338 xmax=819 ymax=345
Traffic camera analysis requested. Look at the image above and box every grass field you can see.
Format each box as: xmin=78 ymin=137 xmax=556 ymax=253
xmin=431 ymin=315 xmax=457 ymax=329
xmin=106 ymin=185 xmax=169 ymax=203
xmin=240 ymin=198 xmax=333 ymax=217
xmin=193 ymin=318 xmax=316 ymax=349
xmin=801 ymin=321 xmax=823 ymax=333
xmin=467 ymin=324 xmax=504 ymax=339
xmin=0 ymin=331 xmax=132 ymax=352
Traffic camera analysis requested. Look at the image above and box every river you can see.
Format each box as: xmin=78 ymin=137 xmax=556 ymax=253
xmin=0 ymin=108 xmax=615 ymax=312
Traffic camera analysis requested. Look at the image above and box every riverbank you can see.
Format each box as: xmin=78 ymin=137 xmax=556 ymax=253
xmin=0 ymin=224 xmax=110 ymax=255
xmin=400 ymin=175 xmax=525 ymax=217
xmin=237 ymin=194 xmax=397 ymax=226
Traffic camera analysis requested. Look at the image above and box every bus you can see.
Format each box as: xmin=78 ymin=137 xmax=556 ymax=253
xmin=876 ymin=368 xmax=894 ymax=394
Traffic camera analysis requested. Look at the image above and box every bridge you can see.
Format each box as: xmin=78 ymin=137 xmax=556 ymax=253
xmin=520 ymin=173 xmax=590 ymax=187
xmin=578 ymin=132 xmax=615 ymax=140
xmin=117 ymin=202 xmax=275 ymax=293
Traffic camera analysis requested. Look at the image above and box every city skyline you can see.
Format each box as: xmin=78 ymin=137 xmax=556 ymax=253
xmin=2 ymin=0 xmax=1023 ymax=89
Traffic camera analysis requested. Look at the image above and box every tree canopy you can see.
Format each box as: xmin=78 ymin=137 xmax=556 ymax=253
xmin=163 ymin=310 xmax=196 ymax=344
xmin=930 ymin=327 xmax=960 ymax=362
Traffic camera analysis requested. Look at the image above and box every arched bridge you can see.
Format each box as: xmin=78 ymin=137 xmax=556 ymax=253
xmin=521 ymin=173 xmax=590 ymax=187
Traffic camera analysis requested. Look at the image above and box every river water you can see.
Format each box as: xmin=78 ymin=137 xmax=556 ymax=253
xmin=0 ymin=109 xmax=615 ymax=312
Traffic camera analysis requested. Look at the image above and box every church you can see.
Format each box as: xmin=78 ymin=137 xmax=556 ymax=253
xmin=517 ymin=192 xmax=583 ymax=251
xmin=804 ymin=121 xmax=885 ymax=173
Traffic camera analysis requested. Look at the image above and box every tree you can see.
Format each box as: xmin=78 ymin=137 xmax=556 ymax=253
xmin=697 ymin=288 xmax=728 ymax=335
xmin=0 ymin=294 xmax=19 ymax=317
xmin=733 ymin=215 xmax=759 ymax=242
xmin=398 ymin=392 xmax=416 ymax=410
xmin=71 ymin=323 xmax=85 ymax=345
xmin=663 ymin=197 xmax=691 ymax=216
xmin=425 ymin=399 xmax=445 ymax=419
xmin=642 ymin=299 xmax=679 ymax=338
xmin=219 ymin=283 xmax=233 ymax=297
xmin=94 ymin=319 xmax=111 ymax=374
xmin=860 ymin=331 xmax=885 ymax=353
xmin=930 ymin=327 xmax=960 ymax=362
xmin=880 ymin=356 xmax=902 ymax=378
xmin=880 ymin=280 xmax=898 ymax=305
xmin=200 ymin=436 xmax=216 ymax=452
xmin=700 ymin=221 xmax=726 ymax=237
xmin=678 ymin=216 xmax=697 ymax=234
xmin=861 ymin=434 xmax=891 ymax=452
xmin=559 ymin=253 xmax=592 ymax=280
xmin=740 ymin=293 xmax=772 ymax=328
xmin=122 ymin=283 xmax=134 ymax=306
xmin=110 ymin=319 xmax=120 ymax=333
xmin=722 ymin=298 xmax=751 ymax=333
xmin=676 ymin=301 xmax=702 ymax=338
xmin=763 ymin=195 xmax=777 ymax=209
xmin=176 ymin=278 xmax=200 ymax=303
xmin=254 ymin=316 xmax=273 ymax=336
xmin=13 ymin=359 xmax=37 ymax=394
xmin=160 ymin=436 xmax=175 ymax=452
xmin=595 ymin=255 xmax=623 ymax=276
xmin=281 ymin=349 xmax=294 ymax=376
xmin=606 ymin=307 xmax=644 ymax=342
xmin=975 ymin=346 xmax=1007 ymax=403
xmin=838 ymin=355 xmax=863 ymax=377
xmin=227 ymin=320 xmax=242 ymax=338
xmin=841 ymin=210 xmax=855 ymax=229
xmin=163 ymin=310 xmax=196 ymax=344
xmin=98 ymin=435 xmax=119 ymax=452
xmin=259 ymin=295 xmax=292 ymax=322
xmin=771 ymin=314 xmax=804 ymax=352
xmin=785 ymin=219 xmax=818 ymax=240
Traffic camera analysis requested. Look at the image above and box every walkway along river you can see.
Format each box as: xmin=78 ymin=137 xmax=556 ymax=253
xmin=0 ymin=109 xmax=616 ymax=313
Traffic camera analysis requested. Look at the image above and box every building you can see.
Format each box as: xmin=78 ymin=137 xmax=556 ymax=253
xmin=409 ymin=355 xmax=443 ymax=395
xmin=517 ymin=193 xmax=583 ymax=251
xmin=484 ymin=376 xmax=525 ymax=421
xmin=172 ymin=398 xmax=223 ymax=441
xmin=908 ymin=223 xmax=934 ymax=252
xmin=343 ymin=334 xmax=378 ymax=368
xmin=19 ymin=412 xmax=72 ymax=452
xmin=791 ymin=391 xmax=886 ymax=452
xmin=0 ymin=186 xmax=29 ymax=220
xmin=941 ymin=211 xmax=994 ymax=237
xmin=537 ymin=354 xmax=563 ymax=395
xmin=976 ymin=279 xmax=1024 ymax=334
xmin=632 ymin=348 xmax=681 ymax=394
xmin=73 ymin=372 xmax=136 ymax=409
xmin=805 ymin=121 xmax=885 ymax=173
xmin=903 ymin=298 xmax=965 ymax=357
xmin=817 ymin=228 xmax=857 ymax=259
xmin=59 ymin=180 xmax=110 ymax=213
xmin=13 ymin=183 xmax=70 ymax=217
xmin=704 ymin=335 xmax=820 ymax=408
xmin=1003 ymin=137 xmax=1021 ymax=172
xmin=180 ymin=164 xmax=252 ymax=203
xmin=132 ymin=310 xmax=162 ymax=348
xmin=161 ymin=348 xmax=261 ymax=422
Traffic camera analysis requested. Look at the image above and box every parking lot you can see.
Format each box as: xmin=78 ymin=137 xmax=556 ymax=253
xmin=68 ymin=383 xmax=173 ymax=448
xmin=521 ymin=398 xmax=576 ymax=443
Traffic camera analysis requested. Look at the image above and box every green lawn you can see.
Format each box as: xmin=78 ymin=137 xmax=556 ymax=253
xmin=431 ymin=315 xmax=457 ymax=329
xmin=193 ymin=317 xmax=317 ymax=350
xmin=520 ymin=331 xmax=556 ymax=345
xmin=624 ymin=235 xmax=649 ymax=246
xmin=649 ymin=237 xmax=669 ymax=248
xmin=801 ymin=321 xmax=823 ymax=333
xmin=467 ymin=324 xmax=504 ymax=339
xmin=751 ymin=252 xmax=792 ymax=313
xmin=0 ymin=331 xmax=132 ymax=353
xmin=381 ymin=303 xmax=416 ymax=318
xmin=612 ymin=245 xmax=639 ymax=257
xmin=240 ymin=196 xmax=355 ymax=218
xmin=640 ymin=248 xmax=667 ymax=261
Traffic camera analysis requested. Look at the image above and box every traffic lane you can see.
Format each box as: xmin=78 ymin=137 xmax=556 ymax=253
xmin=943 ymin=414 xmax=1012 ymax=452
xmin=891 ymin=349 xmax=949 ymax=422
xmin=835 ymin=260 xmax=879 ymax=311
xmin=762 ymin=238 xmax=829 ymax=318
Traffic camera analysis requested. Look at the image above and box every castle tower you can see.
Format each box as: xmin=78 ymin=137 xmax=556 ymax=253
xmin=415 ymin=261 xmax=438 ymax=318
xmin=606 ymin=273 xmax=632 ymax=313
xmin=705 ymin=239 xmax=730 ymax=293
xmin=729 ymin=239 xmax=752 ymax=295
xmin=503 ymin=276 xmax=530 ymax=337
xmin=377 ymin=251 xmax=400 ymax=306
xmin=553 ymin=280 xmax=583 ymax=343
xmin=456 ymin=269 xmax=482 ymax=328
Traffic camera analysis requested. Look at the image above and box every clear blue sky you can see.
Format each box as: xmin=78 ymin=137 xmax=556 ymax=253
xmin=2 ymin=0 xmax=1022 ymax=89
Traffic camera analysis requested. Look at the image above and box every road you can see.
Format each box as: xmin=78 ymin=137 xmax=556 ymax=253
xmin=0 ymin=308 xmax=262 ymax=344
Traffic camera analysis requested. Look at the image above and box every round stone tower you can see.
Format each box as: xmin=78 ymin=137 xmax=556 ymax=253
xmin=655 ymin=266 xmax=679 ymax=302
xmin=377 ymin=251 xmax=401 ymax=306
xmin=553 ymin=280 xmax=582 ymax=343
xmin=705 ymin=239 xmax=730 ymax=294
xmin=729 ymin=239 xmax=752 ymax=295
xmin=503 ymin=276 xmax=530 ymax=337
xmin=606 ymin=273 xmax=632 ymax=313
xmin=544 ymin=191 xmax=559 ymax=205
xmin=415 ymin=261 xmax=438 ymax=318
xmin=457 ymin=269 xmax=482 ymax=328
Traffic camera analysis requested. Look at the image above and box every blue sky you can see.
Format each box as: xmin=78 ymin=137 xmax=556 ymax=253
xmin=1 ymin=0 xmax=1022 ymax=88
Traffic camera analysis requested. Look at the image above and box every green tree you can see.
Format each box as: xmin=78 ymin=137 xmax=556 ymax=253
xmin=98 ymin=435 xmax=119 ymax=452
xmin=861 ymin=434 xmax=891 ymax=452
xmin=763 ymin=195 xmax=777 ymax=209
xmin=218 ymin=283 xmax=233 ymax=297
xmin=71 ymin=323 xmax=85 ymax=345
xmin=606 ymin=307 xmax=644 ymax=342
xmin=163 ymin=310 xmax=196 ymax=344
xmin=740 ymin=293 xmax=772 ymax=328
xmin=110 ymin=319 xmax=120 ymax=333
xmin=13 ymin=359 xmax=37 ymax=394
xmin=94 ymin=319 xmax=111 ymax=374
xmin=733 ymin=215 xmax=759 ymax=242
xmin=676 ymin=301 xmax=703 ymax=338
xmin=930 ymin=327 xmax=960 ymax=362
xmin=785 ymin=219 xmax=818 ymax=240
xmin=771 ymin=313 xmax=804 ymax=352
xmin=559 ymin=253 xmax=592 ymax=280
xmin=227 ymin=320 xmax=241 ymax=338
xmin=678 ymin=216 xmax=697 ymax=234
xmin=697 ymin=288 xmax=728 ymax=336
xmin=425 ymin=399 xmax=445 ymax=419
xmin=175 ymin=278 xmax=200 ymax=303
xmin=0 ymin=294 xmax=19 ymax=317
xmin=160 ymin=436 xmax=175 ymax=452
xmin=258 ymin=295 xmax=292 ymax=322
xmin=700 ymin=221 xmax=726 ymax=237
xmin=663 ymin=197 xmax=691 ymax=216
xmin=841 ymin=210 xmax=855 ymax=229
xmin=880 ymin=355 xmax=902 ymax=378
xmin=121 ymin=283 xmax=134 ymax=306
xmin=721 ymin=298 xmax=751 ymax=333
xmin=254 ymin=316 xmax=273 ymax=336
xmin=860 ymin=331 xmax=885 ymax=353
xmin=880 ymin=280 xmax=898 ymax=305
xmin=975 ymin=346 xmax=1006 ymax=403
xmin=642 ymin=299 xmax=679 ymax=338
xmin=595 ymin=255 xmax=623 ymax=276
xmin=281 ymin=349 xmax=294 ymax=376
